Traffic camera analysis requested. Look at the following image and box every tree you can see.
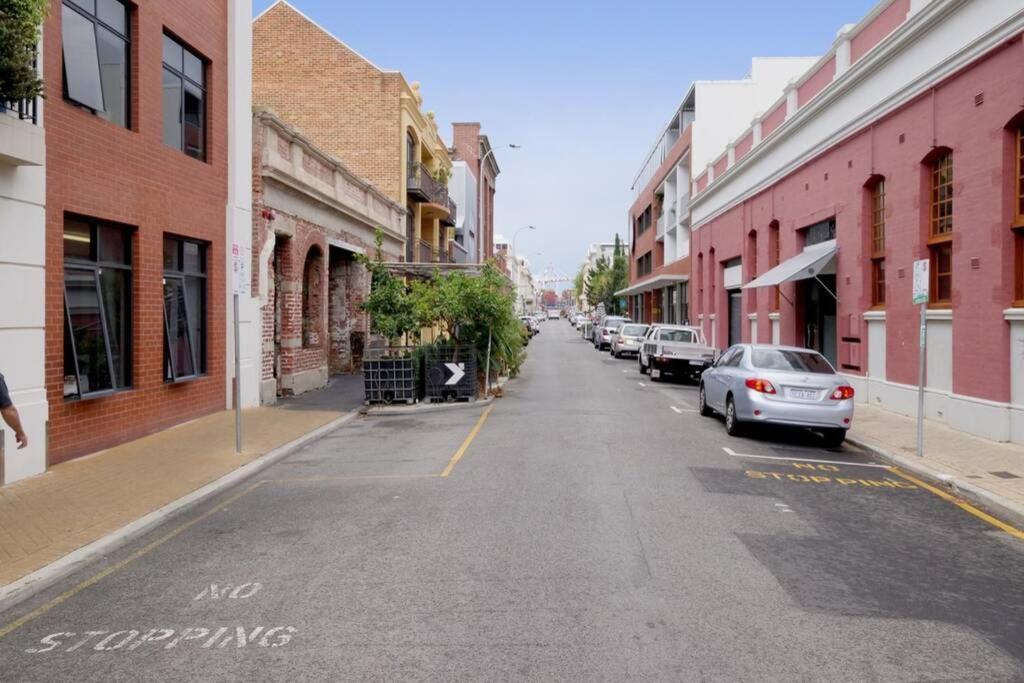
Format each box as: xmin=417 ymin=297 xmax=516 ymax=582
xmin=608 ymin=234 xmax=629 ymax=314
xmin=585 ymin=256 xmax=609 ymax=309
xmin=358 ymin=232 xmax=418 ymax=345
xmin=0 ymin=0 xmax=48 ymax=103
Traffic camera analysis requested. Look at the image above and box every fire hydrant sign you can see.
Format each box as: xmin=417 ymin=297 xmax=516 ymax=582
xmin=912 ymin=259 xmax=929 ymax=305
xmin=232 ymin=243 xmax=250 ymax=297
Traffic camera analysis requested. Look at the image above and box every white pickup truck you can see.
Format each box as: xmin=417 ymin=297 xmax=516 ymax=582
xmin=638 ymin=325 xmax=715 ymax=383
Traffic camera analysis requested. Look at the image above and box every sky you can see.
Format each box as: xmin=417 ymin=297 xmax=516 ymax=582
xmin=253 ymin=0 xmax=877 ymax=287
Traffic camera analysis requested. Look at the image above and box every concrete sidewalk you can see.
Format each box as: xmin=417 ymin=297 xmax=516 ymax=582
xmin=849 ymin=403 xmax=1024 ymax=524
xmin=0 ymin=393 xmax=354 ymax=590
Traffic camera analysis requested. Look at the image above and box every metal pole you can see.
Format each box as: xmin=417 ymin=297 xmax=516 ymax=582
xmin=916 ymin=302 xmax=926 ymax=457
xmin=234 ymin=293 xmax=242 ymax=454
xmin=484 ymin=328 xmax=492 ymax=397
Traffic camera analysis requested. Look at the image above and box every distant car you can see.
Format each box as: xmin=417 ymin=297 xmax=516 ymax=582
xmin=698 ymin=344 xmax=854 ymax=447
xmin=547 ymin=309 xmax=560 ymax=320
xmin=593 ymin=315 xmax=631 ymax=350
xmin=609 ymin=323 xmax=650 ymax=358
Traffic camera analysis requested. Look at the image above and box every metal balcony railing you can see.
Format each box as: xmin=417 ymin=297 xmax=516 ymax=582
xmin=656 ymin=213 xmax=666 ymax=239
xmin=418 ymin=240 xmax=433 ymax=263
xmin=408 ymin=162 xmax=458 ymax=225
xmin=1 ymin=97 xmax=37 ymax=124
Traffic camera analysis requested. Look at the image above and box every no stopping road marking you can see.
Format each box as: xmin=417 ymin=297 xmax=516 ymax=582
xmin=722 ymin=447 xmax=892 ymax=469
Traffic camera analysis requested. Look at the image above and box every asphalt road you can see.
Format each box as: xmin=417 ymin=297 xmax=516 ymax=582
xmin=2 ymin=320 xmax=1024 ymax=681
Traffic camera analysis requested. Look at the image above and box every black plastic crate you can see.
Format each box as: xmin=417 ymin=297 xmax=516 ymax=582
xmin=422 ymin=346 xmax=477 ymax=403
xmin=363 ymin=357 xmax=417 ymax=405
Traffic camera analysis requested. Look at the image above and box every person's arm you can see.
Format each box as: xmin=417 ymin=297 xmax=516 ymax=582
xmin=0 ymin=405 xmax=27 ymax=449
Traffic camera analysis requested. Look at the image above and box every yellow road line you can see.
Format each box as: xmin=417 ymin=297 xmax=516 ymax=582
xmin=0 ymin=481 xmax=266 ymax=641
xmin=890 ymin=468 xmax=1024 ymax=541
xmin=440 ymin=404 xmax=495 ymax=478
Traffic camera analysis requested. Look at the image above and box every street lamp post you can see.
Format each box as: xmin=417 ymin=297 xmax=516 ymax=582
xmin=477 ymin=143 xmax=519 ymax=263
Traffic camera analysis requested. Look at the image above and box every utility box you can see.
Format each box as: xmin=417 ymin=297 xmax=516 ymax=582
xmin=422 ymin=345 xmax=477 ymax=402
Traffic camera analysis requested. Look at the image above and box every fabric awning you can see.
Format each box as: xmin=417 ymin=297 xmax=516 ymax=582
xmin=743 ymin=240 xmax=836 ymax=290
xmin=615 ymin=274 xmax=689 ymax=298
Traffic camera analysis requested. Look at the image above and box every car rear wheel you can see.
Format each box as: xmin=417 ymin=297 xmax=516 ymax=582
xmin=698 ymin=384 xmax=713 ymax=417
xmin=725 ymin=397 xmax=743 ymax=436
xmin=821 ymin=428 xmax=846 ymax=449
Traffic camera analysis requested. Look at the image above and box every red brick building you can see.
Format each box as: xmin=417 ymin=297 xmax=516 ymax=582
xmin=450 ymin=123 xmax=501 ymax=263
xmin=251 ymin=110 xmax=405 ymax=403
xmin=689 ymin=0 xmax=1024 ymax=444
xmin=44 ymin=0 xmax=233 ymax=463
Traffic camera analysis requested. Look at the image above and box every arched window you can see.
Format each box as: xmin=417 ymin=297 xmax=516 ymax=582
xmin=768 ymin=220 xmax=780 ymax=310
xmin=925 ymin=149 xmax=953 ymax=305
xmin=1013 ymin=121 xmax=1024 ymax=305
xmin=302 ymin=246 xmax=323 ymax=347
xmin=865 ymin=175 xmax=886 ymax=307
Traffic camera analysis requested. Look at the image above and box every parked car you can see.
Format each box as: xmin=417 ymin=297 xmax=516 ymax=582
xmin=593 ymin=315 xmax=631 ymax=350
xmin=609 ymin=323 xmax=650 ymax=358
xmin=547 ymin=309 xmax=560 ymax=320
xmin=519 ymin=315 xmax=538 ymax=337
xmin=639 ymin=325 xmax=714 ymax=383
xmin=698 ymin=344 xmax=854 ymax=447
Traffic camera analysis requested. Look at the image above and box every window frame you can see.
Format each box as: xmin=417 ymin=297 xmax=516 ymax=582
xmin=869 ymin=178 xmax=886 ymax=307
xmin=930 ymin=241 xmax=953 ymax=306
xmin=162 ymin=236 xmax=208 ymax=383
xmin=1014 ymin=229 xmax=1024 ymax=307
xmin=161 ymin=32 xmax=207 ymax=161
xmin=63 ymin=217 xmax=133 ymax=401
xmin=61 ymin=0 xmax=131 ymax=128
xmin=1015 ymin=125 xmax=1024 ymax=229
xmin=929 ymin=151 xmax=954 ymax=241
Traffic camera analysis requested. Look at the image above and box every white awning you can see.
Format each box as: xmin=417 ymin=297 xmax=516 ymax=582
xmin=615 ymin=274 xmax=689 ymax=298
xmin=743 ymin=240 xmax=836 ymax=290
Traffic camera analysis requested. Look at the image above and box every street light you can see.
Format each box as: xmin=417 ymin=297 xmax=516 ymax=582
xmin=478 ymin=144 xmax=520 ymax=263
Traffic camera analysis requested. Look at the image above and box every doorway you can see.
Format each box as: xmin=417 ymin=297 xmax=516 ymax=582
xmin=727 ymin=290 xmax=742 ymax=347
xmin=800 ymin=275 xmax=837 ymax=367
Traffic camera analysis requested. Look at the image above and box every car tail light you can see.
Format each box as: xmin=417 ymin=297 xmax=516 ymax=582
xmin=831 ymin=386 xmax=855 ymax=400
xmin=745 ymin=378 xmax=777 ymax=394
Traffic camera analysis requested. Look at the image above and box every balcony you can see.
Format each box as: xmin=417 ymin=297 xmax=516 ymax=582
xmin=656 ymin=213 xmax=666 ymax=241
xmin=418 ymin=240 xmax=433 ymax=264
xmin=407 ymin=162 xmax=457 ymax=224
xmin=0 ymin=97 xmax=43 ymax=167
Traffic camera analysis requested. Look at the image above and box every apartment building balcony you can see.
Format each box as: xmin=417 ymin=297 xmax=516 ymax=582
xmin=418 ymin=239 xmax=433 ymax=264
xmin=656 ymin=212 xmax=667 ymax=241
xmin=0 ymin=96 xmax=44 ymax=166
xmin=449 ymin=240 xmax=469 ymax=264
xmin=407 ymin=162 xmax=457 ymax=225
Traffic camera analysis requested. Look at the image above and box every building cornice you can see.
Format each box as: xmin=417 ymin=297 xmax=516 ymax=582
xmin=691 ymin=0 xmax=1021 ymax=230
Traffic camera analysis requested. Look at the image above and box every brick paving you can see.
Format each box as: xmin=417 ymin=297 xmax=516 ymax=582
xmin=0 ymin=404 xmax=346 ymax=587
xmin=850 ymin=404 xmax=1024 ymax=511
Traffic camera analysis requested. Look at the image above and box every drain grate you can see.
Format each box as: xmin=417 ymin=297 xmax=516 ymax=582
xmin=989 ymin=471 xmax=1021 ymax=480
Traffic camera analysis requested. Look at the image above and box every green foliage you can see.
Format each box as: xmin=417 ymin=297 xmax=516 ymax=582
xmin=584 ymin=236 xmax=629 ymax=314
xmin=360 ymin=236 xmax=524 ymax=379
xmin=574 ymin=266 xmax=586 ymax=306
xmin=0 ymin=0 xmax=48 ymax=103
xmin=357 ymin=231 xmax=417 ymax=344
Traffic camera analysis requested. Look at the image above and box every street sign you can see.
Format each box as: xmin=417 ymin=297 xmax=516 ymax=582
xmin=232 ymin=243 xmax=251 ymax=297
xmin=912 ymin=259 xmax=929 ymax=304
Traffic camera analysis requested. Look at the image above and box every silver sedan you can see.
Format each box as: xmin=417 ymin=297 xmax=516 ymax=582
xmin=698 ymin=344 xmax=855 ymax=447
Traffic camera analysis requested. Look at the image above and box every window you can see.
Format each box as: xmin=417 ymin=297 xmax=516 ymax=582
xmin=63 ymin=217 xmax=132 ymax=399
xmin=61 ymin=0 xmax=129 ymax=127
xmin=930 ymin=241 xmax=953 ymax=305
xmin=751 ymin=348 xmax=835 ymax=374
xmin=679 ymin=282 xmax=689 ymax=324
xmin=1016 ymin=125 xmax=1024 ymax=226
xmin=769 ymin=222 xmax=780 ymax=310
xmin=162 ymin=34 xmax=206 ymax=160
xmin=636 ymin=251 xmax=653 ymax=277
xmin=930 ymin=151 xmax=953 ymax=238
xmin=927 ymin=151 xmax=953 ymax=304
xmin=870 ymin=179 xmax=886 ymax=306
xmin=163 ymin=237 xmax=207 ymax=381
xmin=1015 ymin=230 xmax=1024 ymax=306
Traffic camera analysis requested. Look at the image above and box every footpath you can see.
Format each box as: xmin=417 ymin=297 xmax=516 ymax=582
xmin=848 ymin=403 xmax=1024 ymax=528
xmin=0 ymin=377 xmax=362 ymax=606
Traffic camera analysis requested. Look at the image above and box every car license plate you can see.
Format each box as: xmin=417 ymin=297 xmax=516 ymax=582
xmin=789 ymin=388 xmax=818 ymax=400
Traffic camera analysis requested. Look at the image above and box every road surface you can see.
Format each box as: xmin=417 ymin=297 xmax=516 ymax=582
xmin=2 ymin=320 xmax=1023 ymax=681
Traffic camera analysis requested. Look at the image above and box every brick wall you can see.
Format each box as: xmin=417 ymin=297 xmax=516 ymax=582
xmin=253 ymin=3 xmax=403 ymax=204
xmin=43 ymin=0 xmax=229 ymax=464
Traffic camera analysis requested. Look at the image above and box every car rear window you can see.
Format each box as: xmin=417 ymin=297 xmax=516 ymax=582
xmin=620 ymin=325 xmax=647 ymax=336
xmin=751 ymin=348 xmax=835 ymax=374
xmin=661 ymin=329 xmax=696 ymax=343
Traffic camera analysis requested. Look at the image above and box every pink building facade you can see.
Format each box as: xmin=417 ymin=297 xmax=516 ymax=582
xmin=688 ymin=0 xmax=1024 ymax=444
